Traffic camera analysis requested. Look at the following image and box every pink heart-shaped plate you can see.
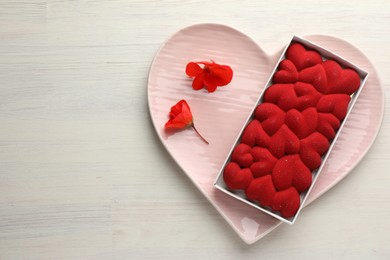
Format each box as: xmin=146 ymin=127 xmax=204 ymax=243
xmin=147 ymin=23 xmax=384 ymax=244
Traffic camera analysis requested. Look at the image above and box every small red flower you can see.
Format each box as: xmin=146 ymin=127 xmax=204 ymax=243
xmin=164 ymin=100 xmax=209 ymax=144
xmin=186 ymin=60 xmax=233 ymax=93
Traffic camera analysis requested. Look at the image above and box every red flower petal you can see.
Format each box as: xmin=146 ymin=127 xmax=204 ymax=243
xmin=186 ymin=62 xmax=203 ymax=77
xmin=203 ymin=72 xmax=218 ymax=92
xmin=185 ymin=61 xmax=233 ymax=92
xmin=169 ymin=101 xmax=184 ymax=117
xmin=164 ymin=100 xmax=209 ymax=144
xmin=192 ymin=72 xmax=206 ymax=90
xmin=210 ymin=65 xmax=233 ymax=86
xmin=165 ymin=114 xmax=191 ymax=128
xmin=164 ymin=100 xmax=193 ymax=129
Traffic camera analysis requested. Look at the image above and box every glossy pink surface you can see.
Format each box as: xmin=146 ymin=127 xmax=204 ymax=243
xmin=147 ymin=24 xmax=384 ymax=244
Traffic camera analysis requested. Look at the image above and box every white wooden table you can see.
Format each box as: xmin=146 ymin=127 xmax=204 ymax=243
xmin=1 ymin=1 xmax=389 ymax=259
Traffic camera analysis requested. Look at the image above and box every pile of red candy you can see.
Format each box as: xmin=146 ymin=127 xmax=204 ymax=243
xmin=223 ymin=42 xmax=361 ymax=219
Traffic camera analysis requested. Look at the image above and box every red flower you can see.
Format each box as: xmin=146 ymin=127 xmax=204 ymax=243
xmin=186 ymin=60 xmax=233 ymax=93
xmin=164 ymin=100 xmax=209 ymax=144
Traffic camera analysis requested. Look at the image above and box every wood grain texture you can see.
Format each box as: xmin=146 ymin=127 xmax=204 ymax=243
xmin=0 ymin=0 xmax=389 ymax=259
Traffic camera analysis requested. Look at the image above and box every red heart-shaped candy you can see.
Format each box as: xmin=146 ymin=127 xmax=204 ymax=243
xmin=291 ymin=157 xmax=312 ymax=193
xmin=271 ymin=186 xmax=301 ymax=218
xmin=286 ymin=42 xmax=322 ymax=71
xmin=271 ymin=154 xmax=312 ymax=192
xmin=298 ymin=64 xmax=327 ymax=93
xmin=300 ymin=132 xmax=330 ymax=171
xmin=285 ymin=107 xmax=318 ymax=139
xmin=272 ymin=59 xmax=298 ymax=83
xmin=294 ymin=82 xmax=322 ymax=111
xmin=250 ymin=146 xmax=278 ymax=177
xmin=264 ymin=83 xmax=322 ymax=112
xmin=317 ymin=112 xmax=341 ymax=141
xmin=322 ymin=60 xmax=361 ymax=95
xmin=317 ymin=94 xmax=351 ymax=121
xmin=254 ymin=103 xmax=286 ymax=135
xmin=245 ymin=175 xmax=276 ymax=207
xmin=231 ymin=143 xmax=253 ymax=168
xmin=223 ymin=162 xmax=253 ymax=190
xmin=269 ymin=125 xmax=300 ymax=158
xmin=271 ymin=155 xmax=296 ymax=191
xmin=241 ymin=119 xmax=271 ymax=148
xmin=293 ymin=82 xmax=323 ymax=111
xmin=263 ymin=84 xmax=297 ymax=111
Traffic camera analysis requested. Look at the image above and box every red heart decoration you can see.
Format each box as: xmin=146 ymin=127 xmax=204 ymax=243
xmin=264 ymin=83 xmax=322 ymax=112
xmin=231 ymin=143 xmax=253 ymax=168
xmin=300 ymin=132 xmax=330 ymax=171
xmin=263 ymin=84 xmax=297 ymax=111
xmin=317 ymin=94 xmax=351 ymax=121
xmin=271 ymin=154 xmax=312 ymax=192
xmin=268 ymin=125 xmax=300 ymax=158
xmin=317 ymin=112 xmax=341 ymax=141
xmin=245 ymin=175 xmax=276 ymax=206
xmin=250 ymin=146 xmax=277 ymax=177
xmin=285 ymin=107 xmax=318 ymax=139
xmin=286 ymin=42 xmax=323 ymax=71
xmin=322 ymin=60 xmax=361 ymax=95
xmin=254 ymin=102 xmax=286 ymax=135
xmin=271 ymin=186 xmax=301 ymax=218
xmin=241 ymin=119 xmax=271 ymax=148
xmin=271 ymin=155 xmax=296 ymax=191
xmin=291 ymin=158 xmax=312 ymax=193
xmin=293 ymin=82 xmax=323 ymax=111
xmin=298 ymin=64 xmax=327 ymax=93
xmin=223 ymin=162 xmax=253 ymax=190
xmin=272 ymin=59 xmax=298 ymax=83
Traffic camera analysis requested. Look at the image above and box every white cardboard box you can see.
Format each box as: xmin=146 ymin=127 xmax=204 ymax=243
xmin=214 ymin=35 xmax=369 ymax=224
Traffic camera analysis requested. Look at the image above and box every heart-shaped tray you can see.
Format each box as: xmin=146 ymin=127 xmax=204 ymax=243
xmin=147 ymin=23 xmax=384 ymax=244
